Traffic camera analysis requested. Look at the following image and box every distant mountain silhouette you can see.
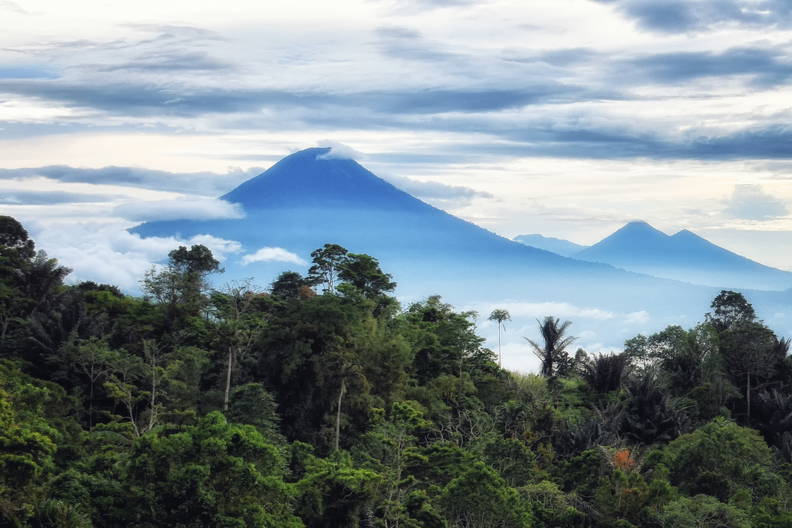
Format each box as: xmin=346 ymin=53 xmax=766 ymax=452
xmin=514 ymin=234 xmax=588 ymax=257
xmin=576 ymin=221 xmax=792 ymax=290
xmin=134 ymin=147 xmax=622 ymax=300
xmin=131 ymin=148 xmax=791 ymax=348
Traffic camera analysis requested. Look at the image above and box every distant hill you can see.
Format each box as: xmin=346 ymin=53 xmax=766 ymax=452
xmin=576 ymin=221 xmax=792 ymax=291
xmin=514 ymin=234 xmax=588 ymax=257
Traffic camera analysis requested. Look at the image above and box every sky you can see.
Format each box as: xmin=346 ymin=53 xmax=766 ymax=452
xmin=1 ymin=0 xmax=792 ymax=284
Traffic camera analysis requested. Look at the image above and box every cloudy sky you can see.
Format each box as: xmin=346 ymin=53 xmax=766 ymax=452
xmin=2 ymin=0 xmax=792 ymax=290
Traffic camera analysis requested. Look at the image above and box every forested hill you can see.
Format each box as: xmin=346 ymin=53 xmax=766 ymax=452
xmin=2 ymin=214 xmax=792 ymax=528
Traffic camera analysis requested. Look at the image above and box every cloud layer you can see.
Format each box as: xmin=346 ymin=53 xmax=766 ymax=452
xmin=114 ymin=197 xmax=245 ymax=222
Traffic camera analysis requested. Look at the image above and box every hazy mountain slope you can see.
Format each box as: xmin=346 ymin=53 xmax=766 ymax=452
xmin=134 ymin=147 xmax=633 ymax=300
xmin=131 ymin=148 xmax=792 ymax=348
xmin=514 ymin=233 xmax=588 ymax=256
xmin=576 ymin=221 xmax=792 ymax=290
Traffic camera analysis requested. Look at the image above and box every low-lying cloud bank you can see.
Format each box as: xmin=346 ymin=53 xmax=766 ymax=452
xmin=27 ymin=221 xmax=242 ymax=292
xmin=114 ymin=197 xmax=245 ymax=222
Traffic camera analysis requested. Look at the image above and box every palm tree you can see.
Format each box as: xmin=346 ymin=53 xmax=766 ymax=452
xmin=525 ymin=316 xmax=576 ymax=377
xmin=488 ymin=309 xmax=511 ymax=367
xmin=582 ymin=352 xmax=630 ymax=394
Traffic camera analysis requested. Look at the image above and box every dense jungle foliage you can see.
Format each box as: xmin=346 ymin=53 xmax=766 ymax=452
xmin=1 ymin=214 xmax=792 ymax=528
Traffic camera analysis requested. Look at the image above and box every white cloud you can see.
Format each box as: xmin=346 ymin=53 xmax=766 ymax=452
xmin=188 ymin=234 xmax=243 ymax=257
xmin=241 ymin=247 xmax=307 ymax=266
xmin=382 ymin=173 xmax=494 ymax=208
xmin=114 ymin=197 xmax=245 ymax=222
xmin=316 ymin=141 xmax=362 ymax=160
xmin=724 ymin=184 xmax=788 ymax=220
xmin=624 ymin=310 xmax=650 ymax=324
xmin=0 ymin=0 xmax=28 ymax=14
xmin=27 ymin=220 xmax=242 ymax=292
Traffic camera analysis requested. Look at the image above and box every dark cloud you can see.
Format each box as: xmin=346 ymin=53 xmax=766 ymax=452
xmin=685 ymin=126 xmax=792 ymax=160
xmin=624 ymin=47 xmax=792 ymax=86
xmin=0 ymin=65 xmax=58 ymax=79
xmin=535 ymin=48 xmax=601 ymax=66
xmin=97 ymin=51 xmax=231 ymax=73
xmin=595 ymin=0 xmax=792 ymax=32
xmin=364 ymin=121 xmax=792 ymax=161
xmin=0 ymin=78 xmax=594 ymax=117
xmin=3 ymin=23 xmax=229 ymax=77
xmin=0 ymin=81 xmax=296 ymax=116
xmin=0 ymin=166 xmax=263 ymax=196
xmin=514 ymin=124 xmax=792 ymax=160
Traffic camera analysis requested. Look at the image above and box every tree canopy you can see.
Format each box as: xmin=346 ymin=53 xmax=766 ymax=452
xmin=1 ymin=217 xmax=791 ymax=528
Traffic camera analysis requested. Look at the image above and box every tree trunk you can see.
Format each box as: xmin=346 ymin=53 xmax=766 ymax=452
xmin=223 ymin=346 xmax=234 ymax=412
xmin=0 ymin=314 xmax=8 ymax=347
xmin=746 ymin=371 xmax=751 ymax=424
xmin=334 ymin=378 xmax=346 ymax=451
xmin=148 ymin=345 xmax=158 ymax=432
xmin=498 ymin=325 xmax=502 ymax=367
xmin=89 ymin=362 xmax=95 ymax=430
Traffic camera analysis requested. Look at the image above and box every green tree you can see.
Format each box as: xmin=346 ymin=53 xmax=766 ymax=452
xmin=271 ymin=271 xmax=311 ymax=300
xmin=209 ymin=281 xmax=267 ymax=411
xmin=338 ymin=253 xmax=396 ymax=299
xmin=581 ymin=352 xmax=630 ymax=394
xmin=227 ymin=382 xmax=282 ymax=441
xmin=306 ymin=244 xmax=349 ymax=294
xmin=295 ymin=450 xmax=380 ymax=528
xmin=706 ymin=290 xmax=756 ymax=332
xmin=719 ymin=321 xmax=779 ymax=424
xmin=440 ymin=461 xmax=533 ymax=528
xmin=525 ymin=317 xmax=576 ymax=378
xmin=125 ymin=411 xmax=301 ymax=527
xmin=656 ymin=495 xmax=750 ymax=528
xmin=661 ymin=417 xmax=786 ymax=504
xmin=142 ymin=244 xmax=220 ymax=323
xmin=356 ymin=401 xmax=430 ymax=525
xmin=0 ymin=361 xmax=62 ymax=525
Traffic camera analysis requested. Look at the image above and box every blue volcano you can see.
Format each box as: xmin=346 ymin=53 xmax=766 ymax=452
xmin=134 ymin=147 xmax=624 ymax=300
xmin=576 ymin=221 xmax=792 ymax=291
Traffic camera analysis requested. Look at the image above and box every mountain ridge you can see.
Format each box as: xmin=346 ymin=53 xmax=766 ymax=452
xmin=513 ymin=233 xmax=588 ymax=256
xmin=576 ymin=220 xmax=792 ymax=291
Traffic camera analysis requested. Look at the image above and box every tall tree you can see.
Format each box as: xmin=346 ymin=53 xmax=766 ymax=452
xmin=307 ymin=243 xmax=349 ymax=294
xmin=210 ymin=281 xmax=267 ymax=411
xmin=338 ymin=253 xmax=396 ymax=299
xmin=142 ymin=244 xmax=220 ymax=323
xmin=488 ymin=309 xmax=511 ymax=367
xmin=719 ymin=321 xmax=778 ymax=424
xmin=706 ymin=290 xmax=756 ymax=332
xmin=525 ymin=316 xmax=576 ymax=378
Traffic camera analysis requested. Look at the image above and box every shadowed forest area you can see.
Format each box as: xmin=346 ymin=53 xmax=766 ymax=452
xmin=2 ymin=214 xmax=792 ymax=528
